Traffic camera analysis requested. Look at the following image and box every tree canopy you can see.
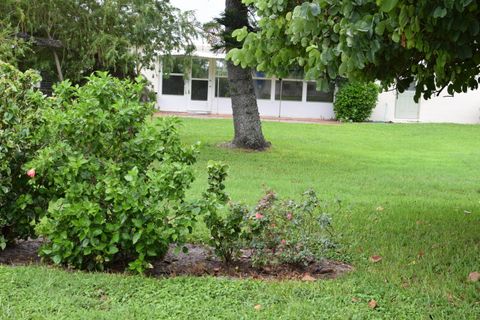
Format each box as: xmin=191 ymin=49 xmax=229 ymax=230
xmin=0 ymin=0 xmax=199 ymax=82
xmin=228 ymin=0 xmax=480 ymax=100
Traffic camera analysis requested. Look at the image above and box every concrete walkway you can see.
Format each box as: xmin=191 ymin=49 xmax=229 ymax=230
xmin=155 ymin=111 xmax=340 ymax=125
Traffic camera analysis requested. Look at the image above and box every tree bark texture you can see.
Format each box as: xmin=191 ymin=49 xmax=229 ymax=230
xmin=225 ymin=0 xmax=269 ymax=150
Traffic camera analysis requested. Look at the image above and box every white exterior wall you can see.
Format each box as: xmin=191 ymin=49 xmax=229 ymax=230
xmin=149 ymin=40 xmax=480 ymax=124
xmin=370 ymin=89 xmax=480 ymax=124
xmin=154 ymin=55 xmax=336 ymax=120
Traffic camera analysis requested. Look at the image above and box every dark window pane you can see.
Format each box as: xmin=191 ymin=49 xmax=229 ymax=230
xmin=191 ymin=80 xmax=208 ymax=101
xmin=275 ymin=80 xmax=303 ymax=101
xmin=253 ymin=79 xmax=271 ymax=100
xmin=215 ymin=77 xmax=230 ymax=97
xmin=162 ymin=75 xmax=184 ymax=95
xmin=306 ymin=82 xmax=334 ymax=102
xmin=192 ymin=59 xmax=209 ymax=79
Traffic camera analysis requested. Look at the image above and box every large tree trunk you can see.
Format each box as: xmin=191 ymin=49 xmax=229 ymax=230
xmin=225 ymin=0 xmax=269 ymax=150
xmin=226 ymin=61 xmax=269 ymax=149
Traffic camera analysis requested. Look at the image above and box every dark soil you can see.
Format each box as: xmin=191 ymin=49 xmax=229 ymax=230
xmin=0 ymin=240 xmax=353 ymax=281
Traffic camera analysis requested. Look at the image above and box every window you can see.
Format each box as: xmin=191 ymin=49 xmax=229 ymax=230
xmin=162 ymin=75 xmax=184 ymax=95
xmin=162 ymin=57 xmax=184 ymax=96
xmin=215 ymin=60 xmax=230 ymax=98
xmin=215 ymin=77 xmax=230 ymax=98
xmin=253 ymin=79 xmax=271 ymax=100
xmin=306 ymin=82 xmax=334 ymax=102
xmin=275 ymin=80 xmax=303 ymax=101
xmin=192 ymin=59 xmax=209 ymax=79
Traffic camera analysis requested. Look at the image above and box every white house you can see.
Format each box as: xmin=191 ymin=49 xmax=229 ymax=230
xmin=144 ymin=42 xmax=480 ymax=124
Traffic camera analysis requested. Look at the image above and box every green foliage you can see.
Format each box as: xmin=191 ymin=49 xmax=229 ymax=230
xmin=0 ymin=0 xmax=199 ymax=82
xmin=0 ymin=61 xmax=46 ymax=250
xmin=333 ymin=82 xmax=379 ymax=122
xmin=231 ymin=0 xmax=480 ymax=100
xmin=30 ymin=73 xmax=199 ymax=273
xmin=202 ymin=161 xmax=249 ymax=264
xmin=245 ymin=190 xmax=336 ymax=267
xmin=0 ymin=24 xmax=31 ymax=65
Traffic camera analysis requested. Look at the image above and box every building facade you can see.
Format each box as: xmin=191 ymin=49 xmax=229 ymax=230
xmin=144 ymin=43 xmax=480 ymax=124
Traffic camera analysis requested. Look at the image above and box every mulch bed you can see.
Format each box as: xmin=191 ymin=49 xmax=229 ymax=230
xmin=0 ymin=240 xmax=353 ymax=281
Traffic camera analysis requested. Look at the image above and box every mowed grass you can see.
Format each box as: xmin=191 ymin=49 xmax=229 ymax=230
xmin=1 ymin=118 xmax=479 ymax=319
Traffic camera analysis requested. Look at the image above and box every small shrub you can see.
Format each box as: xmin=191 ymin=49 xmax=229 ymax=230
xmin=0 ymin=61 xmax=46 ymax=250
xmin=202 ymin=161 xmax=248 ymax=264
xmin=30 ymin=73 xmax=200 ymax=273
xmin=245 ymin=190 xmax=337 ymax=267
xmin=334 ymin=82 xmax=379 ymax=122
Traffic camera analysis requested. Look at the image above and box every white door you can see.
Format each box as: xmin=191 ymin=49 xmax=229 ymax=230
xmin=188 ymin=58 xmax=211 ymax=113
xmin=395 ymin=83 xmax=419 ymax=120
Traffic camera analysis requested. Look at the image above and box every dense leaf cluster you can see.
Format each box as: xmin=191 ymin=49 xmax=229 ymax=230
xmin=229 ymin=0 xmax=480 ymax=100
xmin=0 ymin=0 xmax=198 ymax=82
xmin=0 ymin=61 xmax=46 ymax=250
xmin=334 ymin=82 xmax=379 ymax=122
xmin=28 ymin=73 xmax=201 ymax=272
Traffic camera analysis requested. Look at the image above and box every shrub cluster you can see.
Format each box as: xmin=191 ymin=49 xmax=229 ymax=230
xmin=0 ymin=61 xmax=46 ymax=250
xmin=333 ymin=82 xmax=379 ymax=122
xmin=203 ymin=176 xmax=338 ymax=267
xmin=1 ymin=63 xmax=338 ymax=273
xmin=29 ymin=73 xmax=200 ymax=272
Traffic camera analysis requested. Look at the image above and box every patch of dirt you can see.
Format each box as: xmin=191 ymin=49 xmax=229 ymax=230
xmin=0 ymin=239 xmax=42 ymax=265
xmin=0 ymin=240 xmax=353 ymax=280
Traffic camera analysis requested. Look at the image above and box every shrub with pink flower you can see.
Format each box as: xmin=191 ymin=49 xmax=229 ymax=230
xmin=244 ymin=190 xmax=337 ymax=267
xmin=27 ymin=169 xmax=36 ymax=178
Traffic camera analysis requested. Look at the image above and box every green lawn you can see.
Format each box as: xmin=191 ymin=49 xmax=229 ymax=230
xmin=1 ymin=118 xmax=479 ymax=319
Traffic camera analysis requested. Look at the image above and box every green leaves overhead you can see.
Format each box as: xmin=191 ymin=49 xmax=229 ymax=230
xmin=0 ymin=0 xmax=199 ymax=82
xmin=230 ymin=0 xmax=480 ymax=100
xmin=377 ymin=0 xmax=398 ymax=13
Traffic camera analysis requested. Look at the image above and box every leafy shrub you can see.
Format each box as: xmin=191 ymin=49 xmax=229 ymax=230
xmin=202 ymin=161 xmax=248 ymax=264
xmin=245 ymin=190 xmax=337 ymax=267
xmin=0 ymin=61 xmax=46 ymax=250
xmin=30 ymin=73 xmax=200 ymax=273
xmin=202 ymin=167 xmax=339 ymax=267
xmin=333 ymin=82 xmax=379 ymax=122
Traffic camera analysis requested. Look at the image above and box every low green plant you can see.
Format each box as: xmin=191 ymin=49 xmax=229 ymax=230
xmin=202 ymin=161 xmax=248 ymax=265
xmin=30 ymin=73 xmax=200 ymax=273
xmin=333 ymin=82 xmax=379 ymax=122
xmin=245 ymin=190 xmax=337 ymax=267
xmin=0 ymin=61 xmax=46 ymax=250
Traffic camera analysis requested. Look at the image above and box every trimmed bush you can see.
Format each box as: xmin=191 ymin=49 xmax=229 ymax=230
xmin=0 ymin=61 xmax=46 ymax=250
xmin=29 ymin=73 xmax=200 ymax=273
xmin=333 ymin=82 xmax=379 ymax=122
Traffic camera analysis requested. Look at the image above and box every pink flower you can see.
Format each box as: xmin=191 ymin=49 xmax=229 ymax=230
xmin=255 ymin=212 xmax=264 ymax=219
xmin=286 ymin=212 xmax=293 ymax=220
xmin=27 ymin=168 xmax=36 ymax=178
xmin=281 ymin=239 xmax=286 ymax=245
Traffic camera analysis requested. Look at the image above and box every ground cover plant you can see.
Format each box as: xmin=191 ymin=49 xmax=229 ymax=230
xmin=1 ymin=117 xmax=479 ymax=318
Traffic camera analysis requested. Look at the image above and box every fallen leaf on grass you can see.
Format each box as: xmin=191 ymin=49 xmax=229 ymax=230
xmin=369 ymin=255 xmax=382 ymax=263
xmin=368 ymin=299 xmax=378 ymax=309
xmin=468 ymin=271 xmax=480 ymax=282
xmin=301 ymin=274 xmax=316 ymax=282
xmin=254 ymin=304 xmax=262 ymax=311
xmin=376 ymin=206 xmax=384 ymax=212
xmin=351 ymin=297 xmax=360 ymax=303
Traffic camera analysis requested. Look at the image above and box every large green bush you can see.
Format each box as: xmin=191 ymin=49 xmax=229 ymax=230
xmin=333 ymin=82 xmax=379 ymax=122
xmin=29 ymin=73 xmax=200 ymax=273
xmin=0 ymin=61 xmax=46 ymax=250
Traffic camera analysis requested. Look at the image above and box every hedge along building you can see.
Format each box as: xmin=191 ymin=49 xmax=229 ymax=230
xmin=144 ymin=41 xmax=480 ymax=124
